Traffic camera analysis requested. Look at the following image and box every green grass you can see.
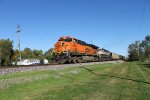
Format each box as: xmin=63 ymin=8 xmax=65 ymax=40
xmin=0 ymin=62 xmax=150 ymax=100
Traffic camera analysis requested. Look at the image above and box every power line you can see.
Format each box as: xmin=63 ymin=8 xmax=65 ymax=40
xmin=138 ymin=0 xmax=148 ymax=34
xmin=139 ymin=0 xmax=150 ymax=33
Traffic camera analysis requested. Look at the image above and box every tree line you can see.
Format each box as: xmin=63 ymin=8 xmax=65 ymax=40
xmin=128 ymin=35 xmax=150 ymax=61
xmin=0 ymin=39 xmax=53 ymax=66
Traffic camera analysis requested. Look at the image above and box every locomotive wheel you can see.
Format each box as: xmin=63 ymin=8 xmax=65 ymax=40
xmin=77 ymin=58 xmax=82 ymax=63
xmin=73 ymin=59 xmax=77 ymax=63
xmin=51 ymin=60 xmax=58 ymax=64
xmin=56 ymin=58 xmax=67 ymax=64
xmin=71 ymin=57 xmax=77 ymax=63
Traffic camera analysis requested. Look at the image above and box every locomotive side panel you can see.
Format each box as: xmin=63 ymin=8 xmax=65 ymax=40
xmin=53 ymin=36 xmax=99 ymax=63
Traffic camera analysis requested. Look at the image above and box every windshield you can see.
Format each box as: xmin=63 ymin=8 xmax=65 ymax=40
xmin=59 ymin=37 xmax=72 ymax=42
xmin=58 ymin=37 xmax=64 ymax=41
xmin=65 ymin=37 xmax=72 ymax=42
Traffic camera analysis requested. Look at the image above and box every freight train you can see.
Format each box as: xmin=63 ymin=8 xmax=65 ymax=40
xmin=52 ymin=36 xmax=125 ymax=64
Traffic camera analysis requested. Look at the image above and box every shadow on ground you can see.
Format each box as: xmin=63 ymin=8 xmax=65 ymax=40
xmin=138 ymin=63 xmax=150 ymax=68
xmin=80 ymin=66 xmax=150 ymax=85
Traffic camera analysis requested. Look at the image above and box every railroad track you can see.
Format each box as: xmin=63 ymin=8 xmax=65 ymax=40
xmin=0 ymin=63 xmax=58 ymax=69
xmin=0 ymin=60 xmax=124 ymax=75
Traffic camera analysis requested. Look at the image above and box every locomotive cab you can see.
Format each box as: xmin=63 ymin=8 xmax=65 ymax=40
xmin=54 ymin=36 xmax=73 ymax=54
xmin=52 ymin=36 xmax=73 ymax=64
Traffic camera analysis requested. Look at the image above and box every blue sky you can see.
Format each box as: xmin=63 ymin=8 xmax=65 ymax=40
xmin=0 ymin=0 xmax=150 ymax=56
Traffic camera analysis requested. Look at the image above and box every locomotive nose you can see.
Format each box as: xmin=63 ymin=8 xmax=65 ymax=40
xmin=61 ymin=42 xmax=65 ymax=46
xmin=54 ymin=42 xmax=68 ymax=53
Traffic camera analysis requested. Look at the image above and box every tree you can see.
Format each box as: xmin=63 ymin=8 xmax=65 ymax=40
xmin=128 ymin=41 xmax=140 ymax=61
xmin=44 ymin=48 xmax=53 ymax=63
xmin=33 ymin=49 xmax=44 ymax=64
xmin=33 ymin=49 xmax=43 ymax=58
xmin=0 ymin=39 xmax=14 ymax=66
xmin=145 ymin=35 xmax=150 ymax=42
xmin=11 ymin=49 xmax=20 ymax=65
xmin=22 ymin=47 xmax=33 ymax=59
xmin=128 ymin=35 xmax=150 ymax=62
xmin=144 ymin=35 xmax=150 ymax=60
xmin=138 ymin=41 xmax=145 ymax=61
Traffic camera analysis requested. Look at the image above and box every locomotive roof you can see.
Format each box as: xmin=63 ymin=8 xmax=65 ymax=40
xmin=60 ymin=36 xmax=99 ymax=49
xmin=74 ymin=38 xmax=99 ymax=49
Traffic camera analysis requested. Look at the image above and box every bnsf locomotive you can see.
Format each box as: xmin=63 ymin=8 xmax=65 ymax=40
xmin=52 ymin=36 xmax=125 ymax=64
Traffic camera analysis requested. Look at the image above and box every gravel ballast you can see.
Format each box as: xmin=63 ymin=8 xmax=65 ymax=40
xmin=0 ymin=61 xmax=123 ymax=75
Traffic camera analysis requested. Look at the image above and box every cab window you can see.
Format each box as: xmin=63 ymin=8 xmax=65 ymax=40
xmin=65 ymin=37 xmax=72 ymax=42
xmin=59 ymin=37 xmax=64 ymax=41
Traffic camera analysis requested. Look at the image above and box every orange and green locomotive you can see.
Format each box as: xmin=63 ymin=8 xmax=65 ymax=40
xmin=52 ymin=36 xmax=99 ymax=63
xmin=52 ymin=36 xmax=125 ymax=64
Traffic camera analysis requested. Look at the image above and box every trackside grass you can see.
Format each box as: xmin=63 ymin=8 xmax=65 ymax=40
xmin=0 ymin=62 xmax=150 ymax=100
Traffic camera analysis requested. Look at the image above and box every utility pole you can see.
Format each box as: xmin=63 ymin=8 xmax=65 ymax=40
xmin=16 ymin=25 xmax=22 ymax=61
xmin=137 ymin=42 xmax=140 ymax=61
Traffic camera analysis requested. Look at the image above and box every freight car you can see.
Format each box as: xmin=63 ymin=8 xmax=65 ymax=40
xmin=111 ymin=53 xmax=120 ymax=60
xmin=52 ymin=36 xmax=124 ymax=64
xmin=97 ymin=48 xmax=112 ymax=61
xmin=97 ymin=49 xmax=123 ymax=61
